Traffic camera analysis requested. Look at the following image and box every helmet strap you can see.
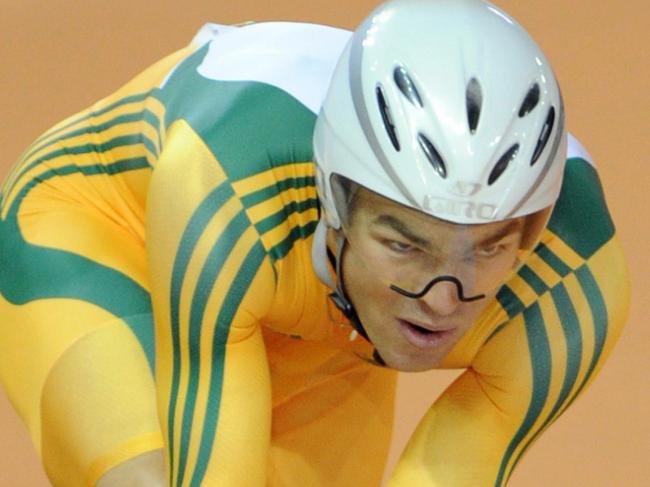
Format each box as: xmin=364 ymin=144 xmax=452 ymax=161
xmin=311 ymin=219 xmax=386 ymax=366
xmin=328 ymin=232 xmax=372 ymax=343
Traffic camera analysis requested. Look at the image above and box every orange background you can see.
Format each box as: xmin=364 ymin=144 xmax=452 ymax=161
xmin=0 ymin=1 xmax=648 ymax=486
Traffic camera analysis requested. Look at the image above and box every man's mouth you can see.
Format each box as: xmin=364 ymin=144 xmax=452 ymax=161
xmin=397 ymin=319 xmax=455 ymax=349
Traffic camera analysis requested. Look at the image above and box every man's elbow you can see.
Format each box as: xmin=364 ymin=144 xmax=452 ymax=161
xmin=96 ymin=449 xmax=166 ymax=487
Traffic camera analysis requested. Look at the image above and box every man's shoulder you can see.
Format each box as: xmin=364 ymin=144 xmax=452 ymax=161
xmin=547 ymin=134 xmax=615 ymax=260
xmin=163 ymin=22 xmax=351 ymax=116
xmin=494 ymin=135 xmax=622 ymax=329
xmin=155 ymin=22 xmax=351 ymax=181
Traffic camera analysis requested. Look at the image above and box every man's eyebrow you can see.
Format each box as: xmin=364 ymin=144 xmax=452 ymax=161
xmin=477 ymin=220 xmax=523 ymax=247
xmin=372 ymin=214 xmax=431 ymax=248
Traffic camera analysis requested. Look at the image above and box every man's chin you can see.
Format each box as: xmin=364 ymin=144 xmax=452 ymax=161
xmin=377 ymin=348 xmax=443 ymax=372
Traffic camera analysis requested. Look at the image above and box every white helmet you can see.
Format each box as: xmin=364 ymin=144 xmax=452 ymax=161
xmin=314 ymin=0 xmax=567 ymax=227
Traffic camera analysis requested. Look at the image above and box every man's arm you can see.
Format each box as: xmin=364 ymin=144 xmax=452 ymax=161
xmin=388 ymin=234 xmax=629 ymax=486
xmin=147 ymin=122 xmax=276 ymax=486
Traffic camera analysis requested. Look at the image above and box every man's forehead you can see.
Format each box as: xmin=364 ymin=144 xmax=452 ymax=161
xmin=356 ymin=186 xmax=523 ymax=240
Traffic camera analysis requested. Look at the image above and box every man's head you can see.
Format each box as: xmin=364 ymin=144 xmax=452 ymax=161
xmin=313 ymin=0 xmax=566 ymax=370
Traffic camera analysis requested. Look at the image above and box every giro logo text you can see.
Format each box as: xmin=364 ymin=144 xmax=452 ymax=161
xmin=423 ymin=196 xmax=496 ymax=220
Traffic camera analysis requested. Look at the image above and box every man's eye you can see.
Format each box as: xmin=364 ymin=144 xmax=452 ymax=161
xmin=386 ymin=240 xmax=414 ymax=253
xmin=476 ymin=244 xmax=503 ymax=258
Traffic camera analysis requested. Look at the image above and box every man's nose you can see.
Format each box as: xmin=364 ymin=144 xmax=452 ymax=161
xmin=418 ymin=279 xmax=462 ymax=316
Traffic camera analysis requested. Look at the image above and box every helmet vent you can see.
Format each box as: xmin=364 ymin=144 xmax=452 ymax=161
xmin=417 ymin=133 xmax=447 ymax=179
xmin=530 ymin=106 xmax=555 ymax=166
xmin=466 ymin=78 xmax=482 ymax=134
xmin=488 ymin=143 xmax=519 ymax=186
xmin=519 ymin=83 xmax=540 ymax=117
xmin=393 ymin=66 xmax=423 ymax=107
xmin=376 ymin=85 xmax=401 ymax=151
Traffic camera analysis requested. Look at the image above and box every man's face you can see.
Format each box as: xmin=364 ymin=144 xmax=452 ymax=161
xmin=338 ymin=187 xmax=524 ymax=372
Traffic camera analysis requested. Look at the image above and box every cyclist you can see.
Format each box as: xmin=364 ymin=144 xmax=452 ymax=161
xmin=0 ymin=0 xmax=629 ymax=485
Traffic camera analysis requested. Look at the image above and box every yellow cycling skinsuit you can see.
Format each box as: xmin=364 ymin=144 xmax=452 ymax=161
xmin=0 ymin=22 xmax=629 ymax=487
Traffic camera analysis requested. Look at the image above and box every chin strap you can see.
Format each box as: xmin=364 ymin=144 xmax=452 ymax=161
xmin=310 ymin=220 xmax=375 ymax=343
xmin=311 ymin=219 xmax=386 ymax=366
xmin=328 ymin=232 xmax=372 ymax=343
